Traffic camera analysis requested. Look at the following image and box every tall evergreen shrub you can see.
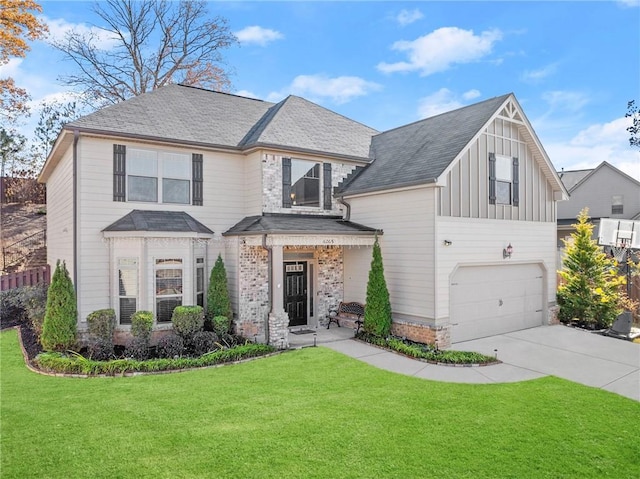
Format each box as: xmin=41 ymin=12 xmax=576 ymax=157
xmin=557 ymin=208 xmax=625 ymax=329
xmin=41 ymin=260 xmax=78 ymax=351
xmin=207 ymin=254 xmax=232 ymax=320
xmin=363 ymin=236 xmax=392 ymax=337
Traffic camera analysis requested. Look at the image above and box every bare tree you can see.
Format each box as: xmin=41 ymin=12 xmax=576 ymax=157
xmin=52 ymin=0 xmax=237 ymax=107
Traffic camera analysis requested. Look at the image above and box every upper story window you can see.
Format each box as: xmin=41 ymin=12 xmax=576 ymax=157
xmin=612 ymin=195 xmax=623 ymax=215
xmin=282 ymin=158 xmax=332 ymax=210
xmin=113 ymin=145 xmax=203 ymax=205
xmin=489 ymin=153 xmax=519 ymax=207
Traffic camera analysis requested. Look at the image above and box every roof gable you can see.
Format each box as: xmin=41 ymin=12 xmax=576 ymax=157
xmin=562 ymin=161 xmax=640 ymax=193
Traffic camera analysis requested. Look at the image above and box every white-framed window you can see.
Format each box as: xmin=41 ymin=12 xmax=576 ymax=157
xmin=195 ymin=257 xmax=205 ymax=308
xmin=127 ymin=149 xmax=190 ymax=204
xmin=118 ymin=258 xmax=138 ymax=324
xmin=495 ymin=155 xmax=512 ymax=205
xmin=155 ymin=258 xmax=183 ymax=323
xmin=290 ymin=159 xmax=321 ymax=207
xmin=612 ymin=195 xmax=624 ymax=215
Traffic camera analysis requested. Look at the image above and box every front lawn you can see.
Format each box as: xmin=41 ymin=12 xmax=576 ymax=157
xmin=1 ymin=329 xmax=638 ymax=478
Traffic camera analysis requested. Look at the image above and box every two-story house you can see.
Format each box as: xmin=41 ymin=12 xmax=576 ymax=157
xmin=39 ymin=85 xmax=567 ymax=348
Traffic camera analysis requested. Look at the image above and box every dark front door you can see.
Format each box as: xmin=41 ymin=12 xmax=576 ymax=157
xmin=284 ymin=262 xmax=307 ymax=326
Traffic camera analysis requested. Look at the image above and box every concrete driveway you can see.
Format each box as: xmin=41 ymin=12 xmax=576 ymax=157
xmin=451 ymin=325 xmax=640 ymax=401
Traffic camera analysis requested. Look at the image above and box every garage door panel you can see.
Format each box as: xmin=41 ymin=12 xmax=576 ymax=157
xmin=450 ymin=264 xmax=544 ymax=343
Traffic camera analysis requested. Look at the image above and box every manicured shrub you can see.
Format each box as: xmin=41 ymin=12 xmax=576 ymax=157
xmin=157 ymin=333 xmax=185 ymax=358
xmin=363 ymin=236 xmax=392 ymax=337
xmin=21 ymin=284 xmax=48 ymax=338
xmin=130 ymin=311 xmax=153 ymax=341
xmin=557 ymin=209 xmax=625 ymax=329
xmin=41 ymin=260 xmax=78 ymax=351
xmin=87 ymin=338 xmax=114 ymax=361
xmin=171 ymin=305 xmax=204 ymax=342
xmin=212 ymin=315 xmax=231 ymax=337
xmin=207 ymin=254 xmax=232 ymax=322
xmin=192 ymin=331 xmax=219 ymax=356
xmin=0 ymin=288 xmax=26 ymax=327
xmin=125 ymin=337 xmax=150 ymax=360
xmin=86 ymin=309 xmax=116 ymax=342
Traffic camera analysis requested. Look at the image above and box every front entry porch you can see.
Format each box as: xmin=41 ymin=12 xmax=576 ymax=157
xmin=288 ymin=323 xmax=356 ymax=348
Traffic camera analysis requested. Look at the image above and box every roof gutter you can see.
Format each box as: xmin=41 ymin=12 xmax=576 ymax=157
xmin=336 ymin=196 xmax=351 ymax=221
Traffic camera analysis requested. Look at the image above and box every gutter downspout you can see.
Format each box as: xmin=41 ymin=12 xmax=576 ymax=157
xmin=261 ymin=234 xmax=272 ymax=344
xmin=72 ymin=129 xmax=79 ymax=296
xmin=336 ymin=196 xmax=351 ymax=221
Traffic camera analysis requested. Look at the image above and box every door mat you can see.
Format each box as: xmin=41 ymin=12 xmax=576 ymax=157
xmin=290 ymin=329 xmax=316 ymax=335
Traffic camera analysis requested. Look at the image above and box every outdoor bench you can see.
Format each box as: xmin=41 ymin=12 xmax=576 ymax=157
xmin=327 ymin=301 xmax=365 ymax=332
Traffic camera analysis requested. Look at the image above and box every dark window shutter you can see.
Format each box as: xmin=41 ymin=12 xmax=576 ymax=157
xmin=323 ymin=162 xmax=332 ymax=210
xmin=113 ymin=144 xmax=126 ymax=202
xmin=282 ymin=157 xmax=292 ymax=208
xmin=488 ymin=152 xmax=496 ymax=205
xmin=512 ymin=157 xmax=519 ymax=207
xmin=192 ymin=153 xmax=203 ymax=206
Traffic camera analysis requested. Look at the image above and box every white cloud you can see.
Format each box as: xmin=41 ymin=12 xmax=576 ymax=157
xmin=377 ymin=27 xmax=503 ymax=76
xmin=545 ymin=116 xmax=640 ymax=181
xmin=234 ymin=89 xmax=260 ymax=99
xmin=235 ymin=26 xmax=284 ymax=46
xmin=267 ymin=74 xmax=382 ymax=105
xmin=396 ymin=9 xmax=423 ymax=26
xmin=617 ymin=0 xmax=640 ymax=8
xmin=43 ymin=16 xmax=123 ymax=50
xmin=0 ymin=58 xmax=23 ymax=77
xmin=417 ymin=88 xmax=482 ymax=119
xmin=522 ymin=63 xmax=559 ymax=83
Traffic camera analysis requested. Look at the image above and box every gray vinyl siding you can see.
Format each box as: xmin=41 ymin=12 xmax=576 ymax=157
xmin=558 ymin=164 xmax=640 ymax=221
xmin=439 ymin=117 xmax=556 ymax=222
xmin=347 ymin=187 xmax=437 ymax=322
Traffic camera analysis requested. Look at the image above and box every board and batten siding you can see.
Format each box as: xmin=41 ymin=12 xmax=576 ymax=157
xmin=74 ymin=136 xmax=246 ymax=323
xmin=347 ymin=187 xmax=438 ymax=322
xmin=440 ymin=118 xmax=556 ymax=223
xmin=45 ymin=146 xmax=74 ymax=278
xmin=435 ymin=216 xmax=557 ymax=322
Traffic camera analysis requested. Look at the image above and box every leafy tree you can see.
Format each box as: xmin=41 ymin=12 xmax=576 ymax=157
xmin=207 ymin=253 xmax=232 ymax=321
xmin=557 ymin=209 xmax=625 ymax=329
xmin=0 ymin=0 xmax=48 ymax=123
xmin=626 ymin=100 xmax=639 ymax=149
xmin=363 ymin=236 xmax=392 ymax=337
xmin=51 ymin=0 xmax=237 ymax=108
xmin=41 ymin=260 xmax=78 ymax=351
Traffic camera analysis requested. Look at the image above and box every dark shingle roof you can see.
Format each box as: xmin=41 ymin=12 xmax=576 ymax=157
xmin=223 ymin=214 xmax=381 ymax=236
xmin=558 ymin=168 xmax=593 ymax=192
xmin=337 ymin=93 xmax=511 ymax=196
xmin=68 ymin=84 xmax=377 ymax=159
xmin=103 ymin=210 xmax=213 ymax=234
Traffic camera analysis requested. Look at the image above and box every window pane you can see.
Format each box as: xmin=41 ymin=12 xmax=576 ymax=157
xmin=196 ymin=267 xmax=204 ymax=292
xmin=156 ymin=269 xmax=182 ymax=295
xmin=290 ymin=160 xmax=320 ymax=207
xmin=496 ymin=181 xmax=511 ymax=204
xmin=162 ymin=178 xmax=190 ymax=204
xmin=119 ymin=298 xmax=136 ymax=324
xmin=197 ymin=292 xmax=204 ymax=307
xmin=156 ymin=259 xmax=182 ymax=265
xmin=156 ymin=298 xmax=181 ymax=323
xmin=495 ymin=155 xmax=512 ymax=181
xmin=162 ymin=153 xmax=190 ymax=178
xmin=118 ymin=268 xmax=137 ymax=296
xmin=128 ymin=176 xmax=158 ymax=202
xmin=128 ymin=150 xmax=157 ymax=176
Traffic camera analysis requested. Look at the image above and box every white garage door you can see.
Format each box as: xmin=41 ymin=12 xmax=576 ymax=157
xmin=450 ymin=263 xmax=544 ymax=343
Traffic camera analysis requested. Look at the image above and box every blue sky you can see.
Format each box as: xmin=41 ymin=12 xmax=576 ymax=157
xmin=4 ymin=1 xmax=640 ymax=179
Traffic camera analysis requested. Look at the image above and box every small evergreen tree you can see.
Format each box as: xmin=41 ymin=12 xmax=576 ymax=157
xmin=41 ymin=260 xmax=78 ymax=351
xmin=363 ymin=236 xmax=392 ymax=337
xmin=207 ymin=254 xmax=232 ymax=321
xmin=557 ymin=208 xmax=625 ymax=329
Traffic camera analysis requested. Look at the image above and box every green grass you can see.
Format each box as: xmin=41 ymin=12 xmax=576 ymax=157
xmin=2 ymin=329 xmax=639 ymax=479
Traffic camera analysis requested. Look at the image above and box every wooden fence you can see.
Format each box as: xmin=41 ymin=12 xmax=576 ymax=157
xmin=0 ymin=265 xmax=50 ymax=291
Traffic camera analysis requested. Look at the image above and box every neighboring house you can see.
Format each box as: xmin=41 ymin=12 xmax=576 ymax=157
xmin=39 ymin=85 xmax=567 ymax=348
xmin=557 ymin=162 xmax=640 ymax=247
